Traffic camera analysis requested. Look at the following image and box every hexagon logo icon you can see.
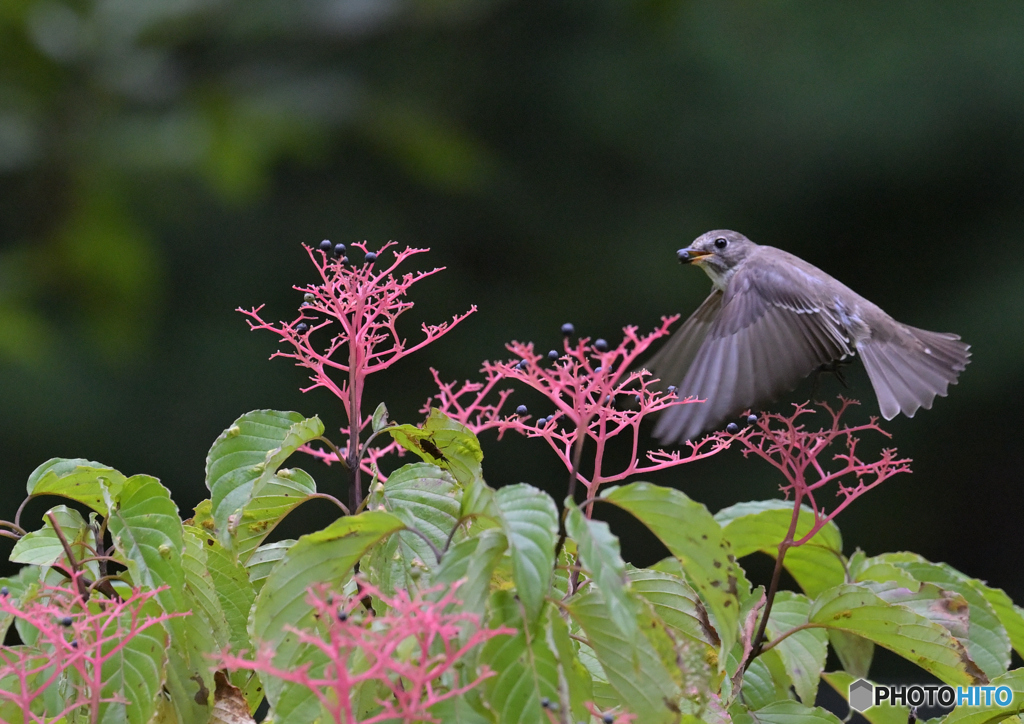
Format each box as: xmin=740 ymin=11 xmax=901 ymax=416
xmin=849 ymin=678 xmax=874 ymax=712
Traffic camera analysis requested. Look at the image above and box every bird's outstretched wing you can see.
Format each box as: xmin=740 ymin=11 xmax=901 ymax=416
xmin=652 ymin=261 xmax=853 ymax=443
xmin=645 ymin=289 xmax=724 ymax=391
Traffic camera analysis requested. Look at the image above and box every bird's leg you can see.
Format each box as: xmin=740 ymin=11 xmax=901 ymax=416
xmin=810 ymin=357 xmax=853 ymax=397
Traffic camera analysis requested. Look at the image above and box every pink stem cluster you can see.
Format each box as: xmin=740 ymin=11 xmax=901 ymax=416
xmin=218 ymin=580 xmax=512 ymax=724
xmin=238 ymin=242 xmax=475 ymax=503
xmin=0 ymin=577 xmax=184 ymax=723
xmin=426 ymin=317 xmax=734 ymax=510
xmin=730 ymin=397 xmax=912 ymax=542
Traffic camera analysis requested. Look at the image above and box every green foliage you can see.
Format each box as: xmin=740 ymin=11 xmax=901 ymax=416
xmin=5 ymin=405 xmax=1024 ymax=722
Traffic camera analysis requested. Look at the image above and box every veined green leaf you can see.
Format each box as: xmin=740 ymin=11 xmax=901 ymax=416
xmin=742 ymin=648 xmax=792 ymax=710
xmin=205 ymin=410 xmax=323 ymax=552
xmin=821 ymin=671 xmax=908 ymax=724
xmin=808 ymin=583 xmax=986 ymax=685
xmin=764 ymin=591 xmax=828 ymax=706
xmin=245 ymin=539 xmax=295 ymax=594
xmin=25 ymin=458 xmax=126 ymax=516
xmin=108 ymin=474 xmax=213 ymax=720
xmin=10 ymin=505 xmax=89 ymax=567
xmin=601 ymin=482 xmax=745 ymax=664
xmin=742 ymin=699 xmax=842 ymax=724
xmin=860 ymin=553 xmax=1010 ymax=679
xmin=98 ymin=603 xmax=169 ymax=724
xmin=568 ymin=586 xmax=680 ymax=723
xmin=480 ymin=591 xmax=560 ymax=724
xmin=494 ymin=484 xmax=558 ymax=624
xmin=629 ymin=564 xmax=715 ymax=648
xmin=389 ymin=409 xmax=484 ymax=490
xmin=942 ymin=668 xmax=1024 ymax=724
xmin=716 ymin=500 xmax=844 ymax=599
xmin=565 ymin=502 xmax=637 ymax=647
xmin=249 ymin=511 xmax=405 ymax=722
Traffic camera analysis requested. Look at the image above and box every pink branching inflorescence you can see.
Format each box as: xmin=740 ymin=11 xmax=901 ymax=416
xmin=427 ymin=317 xmax=734 ymax=511
xmin=218 ymin=579 xmax=511 ymax=724
xmin=238 ymin=242 xmax=475 ymax=502
xmin=730 ymin=397 xmax=912 ymax=543
xmin=0 ymin=576 xmax=184 ymax=723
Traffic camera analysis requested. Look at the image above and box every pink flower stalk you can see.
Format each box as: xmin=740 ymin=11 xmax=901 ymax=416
xmin=733 ymin=398 xmax=912 ymax=665
xmin=239 ymin=241 xmax=475 ymax=507
xmin=218 ymin=580 xmax=511 ymax=724
xmin=0 ymin=577 xmax=184 ymax=723
xmin=729 ymin=397 xmax=912 ymax=543
xmin=427 ymin=317 xmax=734 ymax=512
xmin=582 ymin=702 xmax=637 ymax=723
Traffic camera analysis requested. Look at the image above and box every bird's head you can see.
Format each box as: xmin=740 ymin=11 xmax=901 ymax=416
xmin=677 ymin=229 xmax=757 ymax=289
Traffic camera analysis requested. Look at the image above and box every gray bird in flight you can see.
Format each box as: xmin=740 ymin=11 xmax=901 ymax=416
xmin=650 ymin=230 xmax=970 ymax=443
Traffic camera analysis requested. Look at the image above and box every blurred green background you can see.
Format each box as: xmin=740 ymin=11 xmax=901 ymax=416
xmin=1 ymin=0 xmax=1022 ymax=628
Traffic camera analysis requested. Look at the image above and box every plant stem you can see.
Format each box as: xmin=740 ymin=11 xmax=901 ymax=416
xmin=744 ymin=491 xmax=804 ymax=671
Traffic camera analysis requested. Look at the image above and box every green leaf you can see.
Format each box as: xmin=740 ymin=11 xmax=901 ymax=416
xmin=10 ymin=505 xmax=89 ymax=566
xmin=863 ymin=553 xmax=1011 ymax=679
xmin=245 ymin=539 xmax=295 ymax=594
xmin=205 ymin=410 xmax=324 ymax=549
xmin=716 ymin=500 xmax=844 ymax=599
xmin=389 ymin=409 xmax=485 ymax=491
xmin=974 ymin=585 xmax=1024 ymax=662
xmin=249 ymin=511 xmax=405 ymax=721
xmin=808 ymin=583 xmax=986 ymax=685
xmin=942 ymin=668 xmax=1024 ymax=724
xmin=364 ymin=463 xmax=460 ymax=601
xmin=231 ymin=467 xmax=317 ymax=565
xmin=434 ymin=528 xmax=508 ymax=625
xmin=828 ymin=630 xmax=874 ymax=679
xmin=479 ymin=592 xmax=560 ymax=724
xmin=568 ymin=587 xmax=680 ymax=723
xmin=371 ymin=401 xmax=389 ymax=432
xmin=742 ymin=648 xmax=793 ymax=710
xmin=628 ymin=565 xmax=715 ymax=648
xmin=745 ymin=700 xmax=843 ymax=724
xmin=108 ymin=474 xmax=213 ymax=721
xmin=494 ymin=484 xmax=558 ymax=623
xmin=547 ymin=607 xmax=593 ymax=721
xmin=602 ymin=482 xmax=744 ymax=663
xmin=821 ymin=671 xmax=908 ymax=724
xmin=764 ymin=591 xmax=828 ymax=706
xmin=565 ymin=502 xmax=637 ymax=647
xmin=183 ymin=526 xmax=261 ymax=708
xmin=25 ymin=458 xmax=126 ymax=516
xmin=98 ymin=604 xmax=169 ymax=724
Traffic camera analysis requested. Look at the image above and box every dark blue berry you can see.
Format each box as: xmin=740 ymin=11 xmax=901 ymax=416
xmin=594 ymin=366 xmax=602 ymax=373
xmin=516 ymin=360 xmax=528 ymax=370
xmin=667 ymin=385 xmax=677 ymax=393
xmin=726 ymin=423 xmax=739 ymax=435
xmin=594 ymin=338 xmax=608 ymax=352
xmin=70 ymin=640 xmax=79 ymax=649
xmin=60 ymin=616 xmax=73 ymax=627
xmin=747 ymin=414 xmax=759 ymax=424
xmin=319 ymin=239 xmax=332 ymax=251
xmin=338 ymin=610 xmax=348 ymax=622
xmin=365 ymin=252 xmax=377 ymax=263
xmin=296 ymin=323 xmax=308 ymax=334
xmin=541 ymin=697 xmax=551 ymax=709
xmin=602 ymin=715 xmax=614 ymax=724
xmin=516 ymin=405 xmax=528 ymax=415
xmin=0 ymin=587 xmax=8 ymax=597
xmin=334 ymin=243 xmax=346 ymax=257
xmin=561 ymin=323 xmax=575 ymax=336
xmin=548 ymin=350 xmax=558 ymax=360
xmin=340 ymin=256 xmax=349 ymax=265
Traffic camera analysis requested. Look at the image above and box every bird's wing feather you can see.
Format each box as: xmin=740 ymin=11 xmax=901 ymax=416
xmin=645 ymin=290 xmax=724 ymax=389
xmin=653 ymin=261 xmax=853 ymax=443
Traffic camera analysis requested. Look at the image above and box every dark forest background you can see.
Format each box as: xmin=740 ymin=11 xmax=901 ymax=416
xmin=2 ymin=0 xmax=1022 ymax=679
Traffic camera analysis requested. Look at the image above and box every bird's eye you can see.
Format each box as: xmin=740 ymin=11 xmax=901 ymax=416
xmin=714 ymin=237 xmax=728 ymax=249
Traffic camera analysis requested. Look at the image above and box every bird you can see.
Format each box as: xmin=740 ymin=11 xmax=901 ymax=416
xmin=649 ymin=230 xmax=971 ymax=443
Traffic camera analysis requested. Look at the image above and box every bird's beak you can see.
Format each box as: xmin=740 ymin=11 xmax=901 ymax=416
xmin=677 ymin=247 xmax=712 ymax=265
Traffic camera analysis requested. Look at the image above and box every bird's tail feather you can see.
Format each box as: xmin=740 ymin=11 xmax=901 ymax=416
xmin=858 ymin=327 xmax=970 ymax=420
